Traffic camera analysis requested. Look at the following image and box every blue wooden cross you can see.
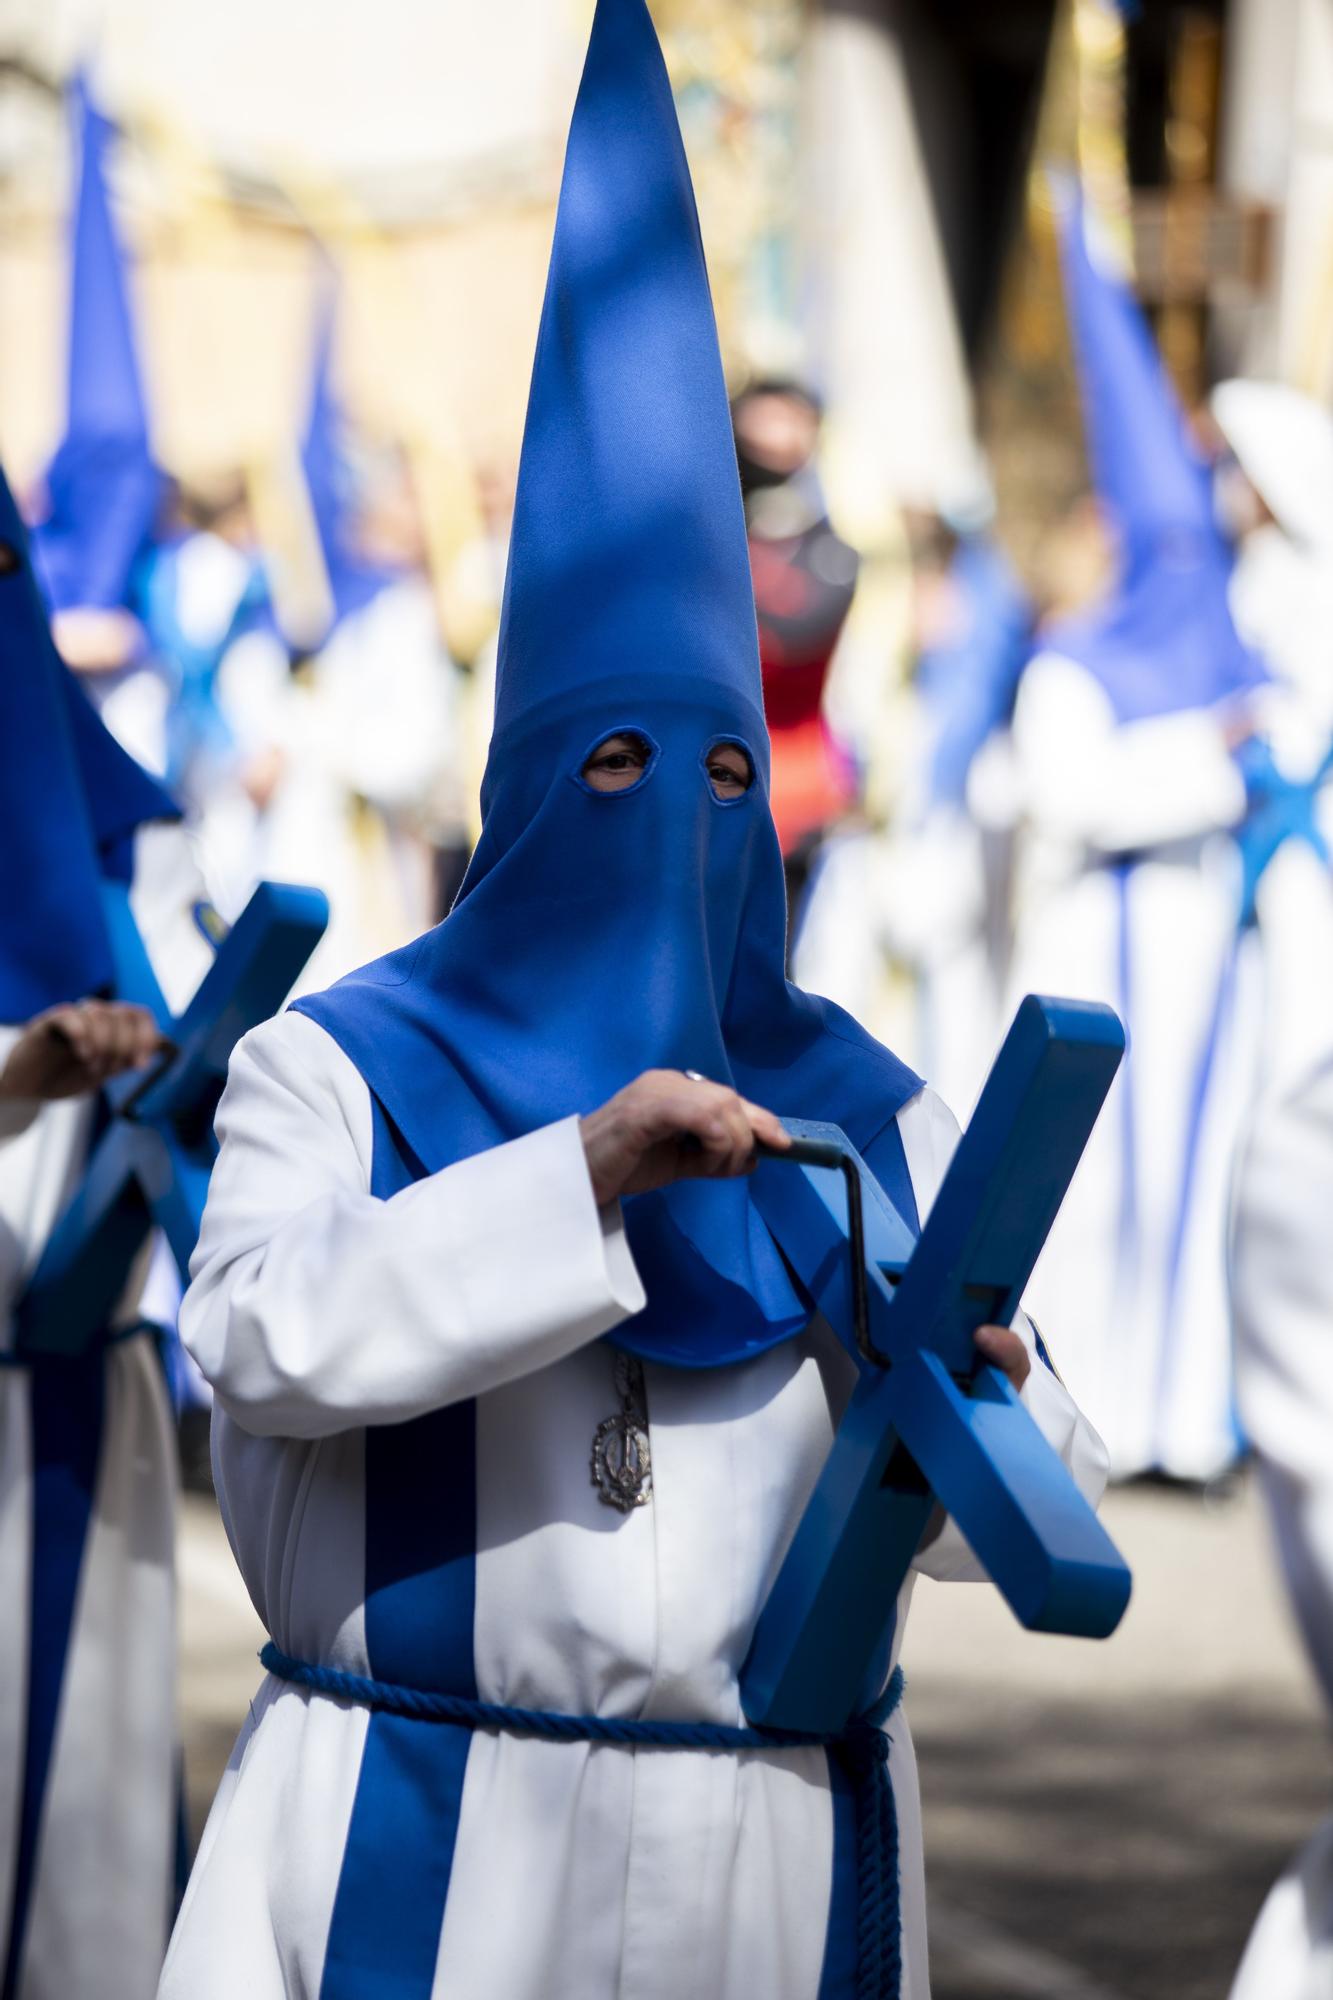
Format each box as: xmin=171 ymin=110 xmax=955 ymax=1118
xmin=741 ymin=994 xmax=1132 ymax=1733
xmin=13 ymin=879 xmax=328 ymax=1360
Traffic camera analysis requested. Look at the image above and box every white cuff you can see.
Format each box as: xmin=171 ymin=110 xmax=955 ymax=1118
xmin=398 ymin=1112 xmax=648 ymax=1386
xmin=1020 ymin=1328 xmax=1110 ymax=1508
xmin=599 ymin=1198 xmax=646 ymax=1319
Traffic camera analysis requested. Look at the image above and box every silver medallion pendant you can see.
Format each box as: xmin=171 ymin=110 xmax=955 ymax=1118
xmin=591 ymin=1352 xmax=653 ymax=1512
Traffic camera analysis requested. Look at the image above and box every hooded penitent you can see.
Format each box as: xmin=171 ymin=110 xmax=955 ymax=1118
xmin=295 ymin=0 xmax=919 ymax=1368
xmin=33 ymin=78 xmax=163 ymax=617
xmin=299 ymin=279 xmax=398 ymax=637
xmin=1045 ymin=191 xmax=1264 ymax=722
xmin=0 ymin=465 xmax=177 ymax=1023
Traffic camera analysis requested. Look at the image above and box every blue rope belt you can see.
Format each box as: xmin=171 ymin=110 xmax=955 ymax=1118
xmin=0 ymin=1316 xmax=163 ymax=1368
xmin=261 ymin=1640 xmax=906 ymax=2000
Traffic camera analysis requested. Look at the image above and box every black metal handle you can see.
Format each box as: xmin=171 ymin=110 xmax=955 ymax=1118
xmin=757 ymin=1137 xmax=885 ymax=1368
xmin=108 ymin=1041 xmax=180 ymax=1122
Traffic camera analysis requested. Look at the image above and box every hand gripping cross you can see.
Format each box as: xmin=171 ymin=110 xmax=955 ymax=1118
xmin=741 ymin=994 xmax=1133 ymax=1734
xmin=13 ymin=879 xmax=329 ymax=1359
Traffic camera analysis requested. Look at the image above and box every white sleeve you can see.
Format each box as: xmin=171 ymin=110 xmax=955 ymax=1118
xmin=895 ymin=1084 xmax=1110 ymax=1583
xmin=1012 ymin=653 xmax=1247 ymax=854
xmin=180 ymin=1012 xmax=646 ymax=1441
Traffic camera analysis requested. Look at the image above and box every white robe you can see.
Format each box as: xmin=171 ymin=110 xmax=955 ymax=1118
xmin=0 ymin=821 xmax=213 ymax=2000
xmin=792 ymin=681 xmax=1020 ymax=1127
xmin=159 ymin=1008 xmax=1106 ymax=2000
xmin=1228 ymin=860 xmax=1333 ymax=2000
xmin=1008 ymin=653 xmax=1256 ymax=1482
xmin=791 ymin=806 xmax=1002 ymax=1126
xmin=1218 ymin=426 xmax=1333 ymax=2000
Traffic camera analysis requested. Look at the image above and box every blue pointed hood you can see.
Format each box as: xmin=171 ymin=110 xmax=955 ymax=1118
xmin=295 ymin=0 xmax=919 ymax=1369
xmin=33 ymin=77 xmax=164 ymax=616
xmin=0 ymin=464 xmax=177 ymax=1022
xmin=300 ymin=279 xmax=397 ymax=636
xmin=492 ymin=0 xmax=761 ymax=751
xmin=1044 ymin=191 xmax=1264 ymax=722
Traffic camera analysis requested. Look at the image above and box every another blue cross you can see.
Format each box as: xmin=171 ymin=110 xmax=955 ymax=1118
xmin=14 ymin=879 xmax=329 ymax=1360
xmin=1234 ymin=736 xmax=1333 ymax=928
xmin=742 ymin=994 xmax=1132 ymax=1733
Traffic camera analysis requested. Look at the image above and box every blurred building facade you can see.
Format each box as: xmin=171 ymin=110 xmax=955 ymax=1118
xmin=0 ymin=0 xmax=1327 ymax=617
xmin=1217 ymin=0 xmax=1333 ymax=393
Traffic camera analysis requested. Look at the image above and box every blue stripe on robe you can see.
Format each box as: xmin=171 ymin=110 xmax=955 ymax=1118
xmin=1112 ymin=861 xmax=1139 ymax=1271
xmin=318 ymin=1102 xmax=477 ymax=2000
xmin=820 ymin=1115 xmax=919 ymax=1994
xmin=2 ymin=1350 xmax=105 ymax=2000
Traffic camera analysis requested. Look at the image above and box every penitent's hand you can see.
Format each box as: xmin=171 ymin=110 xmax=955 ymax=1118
xmin=0 ymin=1001 xmax=169 ymax=1104
xmin=973 ymin=1323 xmax=1031 ymax=1394
xmin=580 ymin=1069 xmax=791 ymax=1207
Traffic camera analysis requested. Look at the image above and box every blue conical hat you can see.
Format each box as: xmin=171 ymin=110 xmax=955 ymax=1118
xmin=300 ymin=278 xmax=396 ymax=635
xmin=34 ymin=77 xmax=163 ymax=614
xmin=493 ymin=0 xmax=761 ymax=747
xmin=1047 ymin=190 xmax=1264 ymax=721
xmin=1060 ymin=192 xmax=1215 ymax=548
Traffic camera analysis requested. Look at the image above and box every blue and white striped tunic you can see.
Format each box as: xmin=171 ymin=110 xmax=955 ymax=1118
xmin=0 ymin=822 xmax=213 ymax=2000
xmin=161 ymin=1009 xmax=1106 ymax=2000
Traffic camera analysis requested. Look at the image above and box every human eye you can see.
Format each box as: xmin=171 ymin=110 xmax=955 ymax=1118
xmin=704 ymin=742 xmax=754 ymax=800
xmin=581 ymin=732 xmax=652 ymax=792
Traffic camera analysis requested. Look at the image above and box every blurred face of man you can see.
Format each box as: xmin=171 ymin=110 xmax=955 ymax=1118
xmin=732 ymin=392 xmax=820 ymax=487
